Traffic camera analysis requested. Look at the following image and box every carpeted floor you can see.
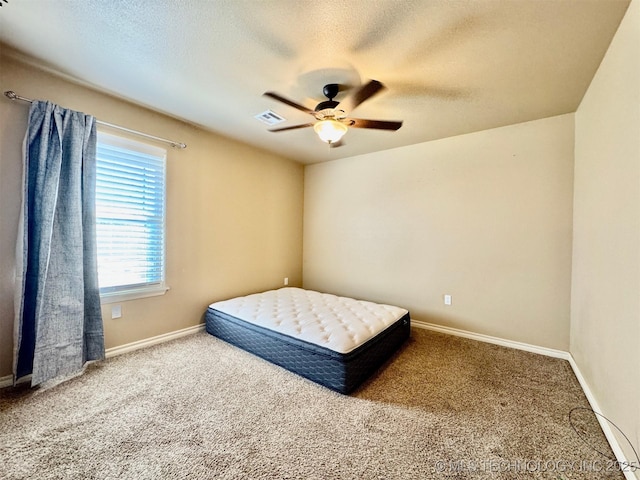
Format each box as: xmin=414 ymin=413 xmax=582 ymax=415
xmin=0 ymin=328 xmax=626 ymax=479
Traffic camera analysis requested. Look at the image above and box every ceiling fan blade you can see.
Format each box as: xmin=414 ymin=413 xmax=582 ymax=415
xmin=268 ymin=123 xmax=315 ymax=132
xmin=263 ymin=92 xmax=315 ymax=115
xmin=338 ymin=79 xmax=386 ymax=113
xmin=386 ymin=81 xmax=470 ymax=100
xmin=349 ymin=118 xmax=403 ymax=131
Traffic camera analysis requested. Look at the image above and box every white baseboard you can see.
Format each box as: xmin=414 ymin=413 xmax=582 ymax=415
xmin=0 ymin=373 xmax=26 ymax=389
xmin=105 ymin=323 xmax=205 ymax=358
xmin=566 ymin=357 xmax=639 ymax=480
xmin=411 ymin=319 xmax=638 ymax=479
xmin=0 ymin=324 xmax=205 ymax=389
xmin=410 ymin=319 xmax=571 ymax=359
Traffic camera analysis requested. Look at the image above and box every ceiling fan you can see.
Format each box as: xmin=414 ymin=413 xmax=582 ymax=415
xmin=263 ymin=80 xmax=403 ymax=146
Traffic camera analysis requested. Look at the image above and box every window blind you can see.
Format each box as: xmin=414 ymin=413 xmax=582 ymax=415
xmin=96 ymin=132 xmax=166 ymax=295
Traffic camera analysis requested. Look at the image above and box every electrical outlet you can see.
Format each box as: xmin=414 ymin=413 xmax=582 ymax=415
xmin=284 ymin=277 xmax=289 ymax=286
xmin=443 ymin=294 xmax=452 ymax=306
xmin=111 ymin=305 xmax=122 ymax=319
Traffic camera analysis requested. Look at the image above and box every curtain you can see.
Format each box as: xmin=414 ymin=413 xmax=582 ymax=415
xmin=14 ymin=101 xmax=105 ymax=386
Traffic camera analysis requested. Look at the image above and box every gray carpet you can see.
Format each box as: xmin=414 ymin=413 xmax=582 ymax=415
xmin=0 ymin=328 xmax=625 ymax=479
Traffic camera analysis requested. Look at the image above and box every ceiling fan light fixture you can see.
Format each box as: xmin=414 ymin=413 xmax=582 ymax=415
xmin=314 ymin=119 xmax=348 ymax=144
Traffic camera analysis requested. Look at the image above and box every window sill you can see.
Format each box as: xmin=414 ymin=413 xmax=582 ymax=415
xmin=100 ymin=285 xmax=170 ymax=304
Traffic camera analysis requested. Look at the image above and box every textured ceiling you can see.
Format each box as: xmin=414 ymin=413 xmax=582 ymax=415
xmin=0 ymin=0 xmax=631 ymax=164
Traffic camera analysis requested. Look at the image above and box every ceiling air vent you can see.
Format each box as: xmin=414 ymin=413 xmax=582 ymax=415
xmin=254 ymin=110 xmax=286 ymax=126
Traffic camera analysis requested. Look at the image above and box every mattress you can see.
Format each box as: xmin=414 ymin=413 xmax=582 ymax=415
xmin=205 ymin=287 xmax=410 ymax=393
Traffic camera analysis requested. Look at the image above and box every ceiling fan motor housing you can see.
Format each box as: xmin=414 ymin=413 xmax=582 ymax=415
xmin=315 ymin=100 xmax=339 ymax=111
xmin=315 ymin=83 xmax=341 ymax=111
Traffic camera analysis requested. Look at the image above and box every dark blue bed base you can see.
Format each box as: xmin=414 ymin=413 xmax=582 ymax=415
xmin=205 ymin=308 xmax=411 ymax=394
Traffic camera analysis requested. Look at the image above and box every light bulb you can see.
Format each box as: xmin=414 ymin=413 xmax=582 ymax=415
xmin=314 ymin=120 xmax=348 ymax=144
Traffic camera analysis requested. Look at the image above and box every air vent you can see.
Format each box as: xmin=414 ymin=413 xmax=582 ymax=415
xmin=254 ymin=110 xmax=286 ymax=126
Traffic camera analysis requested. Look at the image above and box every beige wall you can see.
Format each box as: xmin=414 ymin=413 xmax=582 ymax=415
xmin=0 ymin=52 xmax=304 ymax=377
xmin=572 ymin=0 xmax=640 ymax=472
xmin=303 ymin=114 xmax=575 ymax=350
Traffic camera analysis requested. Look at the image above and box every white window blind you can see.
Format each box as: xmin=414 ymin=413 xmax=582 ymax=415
xmin=96 ymin=132 xmax=167 ymax=300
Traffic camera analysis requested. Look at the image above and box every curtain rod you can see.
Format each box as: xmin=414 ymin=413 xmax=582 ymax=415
xmin=4 ymin=90 xmax=187 ymax=149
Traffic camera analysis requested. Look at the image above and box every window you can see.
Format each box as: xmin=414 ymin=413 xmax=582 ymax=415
xmin=96 ymin=131 xmax=168 ymax=302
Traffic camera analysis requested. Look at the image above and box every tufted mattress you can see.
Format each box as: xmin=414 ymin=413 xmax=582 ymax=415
xmin=205 ymin=287 xmax=410 ymax=393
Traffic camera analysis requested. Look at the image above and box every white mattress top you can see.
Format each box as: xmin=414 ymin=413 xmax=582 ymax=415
xmin=209 ymin=288 xmax=409 ymax=354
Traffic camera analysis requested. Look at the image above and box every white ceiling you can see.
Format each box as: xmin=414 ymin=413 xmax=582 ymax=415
xmin=0 ymin=0 xmax=631 ymax=164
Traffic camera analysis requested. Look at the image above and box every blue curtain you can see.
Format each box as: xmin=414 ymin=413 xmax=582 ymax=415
xmin=14 ymin=101 xmax=105 ymax=386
